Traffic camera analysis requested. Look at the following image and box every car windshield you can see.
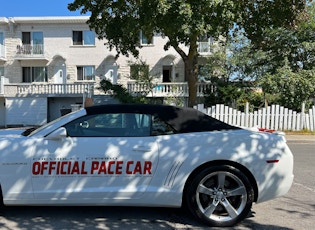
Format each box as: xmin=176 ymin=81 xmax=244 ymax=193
xmin=24 ymin=110 xmax=80 ymax=137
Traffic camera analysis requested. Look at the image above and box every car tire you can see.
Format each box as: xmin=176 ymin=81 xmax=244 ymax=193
xmin=185 ymin=165 xmax=254 ymax=227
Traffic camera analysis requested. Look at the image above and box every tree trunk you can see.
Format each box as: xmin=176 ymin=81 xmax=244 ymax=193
xmin=173 ymin=38 xmax=198 ymax=107
xmin=185 ymin=59 xmax=198 ymax=107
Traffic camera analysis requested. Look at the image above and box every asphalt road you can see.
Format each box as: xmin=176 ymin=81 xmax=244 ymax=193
xmin=0 ymin=135 xmax=314 ymax=230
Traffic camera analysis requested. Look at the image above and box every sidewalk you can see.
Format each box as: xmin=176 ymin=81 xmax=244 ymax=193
xmin=285 ymin=134 xmax=315 ymax=141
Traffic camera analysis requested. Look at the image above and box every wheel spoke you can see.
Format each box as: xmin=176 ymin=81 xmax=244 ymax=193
xmin=217 ymin=172 xmax=226 ymax=188
xmin=204 ymin=199 xmax=220 ymax=217
xmin=197 ymin=184 xmax=215 ymax=196
xmin=221 ymin=199 xmax=239 ymax=219
xmin=227 ymin=185 xmax=246 ymax=197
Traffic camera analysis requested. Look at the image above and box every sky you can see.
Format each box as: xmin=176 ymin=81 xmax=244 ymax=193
xmin=0 ymin=0 xmax=89 ymax=17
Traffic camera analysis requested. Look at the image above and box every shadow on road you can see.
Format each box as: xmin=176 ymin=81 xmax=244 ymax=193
xmin=0 ymin=206 xmax=293 ymax=230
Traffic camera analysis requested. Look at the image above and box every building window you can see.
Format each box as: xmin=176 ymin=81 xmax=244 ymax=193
xmin=21 ymin=32 xmax=44 ymax=54
xmin=22 ymin=67 xmax=47 ymax=83
xmin=130 ymin=64 xmax=149 ymax=79
xmin=77 ymin=66 xmax=95 ymax=81
xmin=0 ymin=32 xmax=4 ymax=58
xmin=73 ymin=31 xmax=95 ymax=45
xmin=197 ymin=35 xmax=213 ymax=54
xmin=0 ymin=32 xmax=3 ymax=45
xmin=140 ymin=31 xmax=153 ymax=46
xmin=0 ymin=66 xmax=4 ymax=76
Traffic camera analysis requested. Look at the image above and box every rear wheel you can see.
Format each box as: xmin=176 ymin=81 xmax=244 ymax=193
xmin=185 ymin=165 xmax=254 ymax=227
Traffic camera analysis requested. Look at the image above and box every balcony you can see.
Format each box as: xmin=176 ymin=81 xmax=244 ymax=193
xmin=1 ymin=81 xmax=215 ymax=98
xmin=15 ymin=44 xmax=48 ymax=61
xmin=2 ymin=83 xmax=95 ymax=97
xmin=127 ymin=82 xmax=215 ymax=97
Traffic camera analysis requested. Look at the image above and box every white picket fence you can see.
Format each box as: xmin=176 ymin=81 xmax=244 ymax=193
xmin=195 ymin=103 xmax=315 ymax=131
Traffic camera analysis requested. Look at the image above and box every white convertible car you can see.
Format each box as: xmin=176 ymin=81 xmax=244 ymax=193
xmin=0 ymin=104 xmax=293 ymax=227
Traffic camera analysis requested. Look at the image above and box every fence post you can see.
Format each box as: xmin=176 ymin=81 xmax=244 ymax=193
xmin=245 ymin=102 xmax=249 ymax=127
xmin=301 ymin=102 xmax=305 ymax=130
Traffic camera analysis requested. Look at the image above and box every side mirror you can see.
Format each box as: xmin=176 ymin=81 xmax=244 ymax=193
xmin=45 ymin=127 xmax=67 ymax=140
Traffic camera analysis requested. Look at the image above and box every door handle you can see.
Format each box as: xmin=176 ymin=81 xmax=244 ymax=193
xmin=132 ymin=146 xmax=151 ymax=152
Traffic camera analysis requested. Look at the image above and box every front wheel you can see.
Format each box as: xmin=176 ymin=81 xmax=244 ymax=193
xmin=185 ymin=165 xmax=254 ymax=227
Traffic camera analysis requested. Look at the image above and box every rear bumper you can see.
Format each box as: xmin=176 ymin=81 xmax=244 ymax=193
xmin=256 ymin=143 xmax=294 ymax=203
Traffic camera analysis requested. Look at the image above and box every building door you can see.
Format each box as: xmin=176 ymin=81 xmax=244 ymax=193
xmin=105 ymin=65 xmax=118 ymax=84
xmin=54 ymin=65 xmax=66 ymax=84
xmin=54 ymin=63 xmax=66 ymax=94
xmin=162 ymin=65 xmax=172 ymax=82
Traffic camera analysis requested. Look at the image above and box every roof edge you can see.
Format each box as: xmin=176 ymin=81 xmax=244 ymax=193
xmin=2 ymin=16 xmax=90 ymax=24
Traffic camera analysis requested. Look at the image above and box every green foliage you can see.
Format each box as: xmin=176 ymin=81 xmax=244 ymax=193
xmin=201 ymin=39 xmax=228 ymax=79
xmin=259 ymin=64 xmax=315 ymax=111
xmin=227 ymin=29 xmax=269 ymax=81
xmin=128 ymin=59 xmax=159 ymax=97
xmin=202 ymin=2 xmax=315 ymax=112
xmin=98 ymin=59 xmax=159 ymax=104
xmin=240 ymin=3 xmax=315 ymax=75
xmin=204 ymin=77 xmax=244 ymax=108
xmin=163 ymin=96 xmax=186 ymax=107
xmin=239 ymin=0 xmax=307 ymax=50
xmin=68 ymin=0 xmax=307 ymax=107
xmin=98 ymin=79 xmax=149 ymax=104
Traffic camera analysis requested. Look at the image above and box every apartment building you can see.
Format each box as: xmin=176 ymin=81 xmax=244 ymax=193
xmin=0 ymin=16 xmax=213 ymax=127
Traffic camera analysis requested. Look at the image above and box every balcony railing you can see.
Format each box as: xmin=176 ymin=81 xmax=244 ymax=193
xmin=15 ymin=44 xmax=45 ymax=58
xmin=127 ymin=82 xmax=215 ymax=97
xmin=1 ymin=82 xmax=215 ymax=97
xmin=3 ymin=83 xmax=94 ymax=97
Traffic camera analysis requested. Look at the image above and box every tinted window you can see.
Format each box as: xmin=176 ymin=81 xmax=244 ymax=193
xmin=152 ymin=116 xmax=175 ymax=136
xmin=64 ymin=113 xmax=151 ymax=137
xmin=83 ymin=30 xmax=95 ymax=45
xmin=73 ymin=31 xmax=95 ymax=45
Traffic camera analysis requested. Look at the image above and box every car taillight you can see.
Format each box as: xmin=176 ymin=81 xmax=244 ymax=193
xmin=258 ymin=128 xmax=276 ymax=133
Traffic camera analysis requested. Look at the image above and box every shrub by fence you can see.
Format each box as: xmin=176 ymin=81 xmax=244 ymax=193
xmin=195 ymin=103 xmax=315 ymax=131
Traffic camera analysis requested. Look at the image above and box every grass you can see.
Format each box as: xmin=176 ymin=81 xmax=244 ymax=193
xmin=284 ymin=129 xmax=315 ymax=135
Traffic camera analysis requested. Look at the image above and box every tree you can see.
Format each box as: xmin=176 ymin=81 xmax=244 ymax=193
xmin=259 ymin=62 xmax=315 ymax=111
xmin=226 ymin=28 xmax=269 ymax=82
xmin=98 ymin=79 xmax=140 ymax=103
xmin=129 ymin=59 xmax=159 ymax=97
xmin=69 ymin=0 xmax=307 ymax=107
xmin=246 ymin=3 xmax=315 ymax=75
xmin=241 ymin=3 xmax=315 ymax=111
xmin=200 ymin=37 xmax=228 ymax=80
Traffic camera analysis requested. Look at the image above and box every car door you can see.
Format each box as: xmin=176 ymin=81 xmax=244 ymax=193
xmin=31 ymin=112 xmax=159 ymax=201
xmin=0 ymin=137 xmax=35 ymax=201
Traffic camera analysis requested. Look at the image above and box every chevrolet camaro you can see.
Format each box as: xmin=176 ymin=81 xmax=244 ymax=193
xmin=0 ymin=104 xmax=294 ymax=227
